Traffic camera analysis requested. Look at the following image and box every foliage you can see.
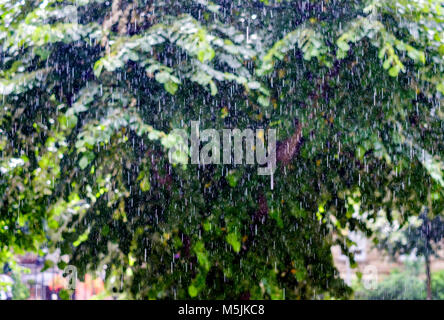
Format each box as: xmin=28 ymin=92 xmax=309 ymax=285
xmin=354 ymin=266 xmax=426 ymax=300
xmin=431 ymin=270 xmax=444 ymax=300
xmin=354 ymin=262 xmax=444 ymax=300
xmin=11 ymin=271 xmax=30 ymax=300
xmin=372 ymin=211 xmax=444 ymax=259
xmin=0 ymin=0 xmax=443 ymax=299
xmin=371 ymin=211 xmax=444 ymax=299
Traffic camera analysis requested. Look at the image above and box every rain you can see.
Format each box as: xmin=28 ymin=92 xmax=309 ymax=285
xmin=0 ymin=0 xmax=443 ymax=303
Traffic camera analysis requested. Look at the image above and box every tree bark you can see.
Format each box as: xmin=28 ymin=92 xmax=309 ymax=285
xmin=425 ymin=254 xmax=432 ymax=300
xmin=276 ymin=119 xmax=303 ymax=167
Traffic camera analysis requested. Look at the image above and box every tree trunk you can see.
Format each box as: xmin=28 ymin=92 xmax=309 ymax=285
xmin=425 ymin=254 xmax=432 ymax=300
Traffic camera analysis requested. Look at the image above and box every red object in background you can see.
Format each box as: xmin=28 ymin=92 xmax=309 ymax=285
xmin=48 ymin=274 xmax=66 ymax=292
xmin=48 ymin=273 xmax=105 ymax=299
xmin=74 ymin=274 xmax=105 ymax=300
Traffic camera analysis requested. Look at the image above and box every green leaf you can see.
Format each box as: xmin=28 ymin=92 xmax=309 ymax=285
xmin=355 ymin=145 xmax=366 ymax=160
xmin=248 ymin=81 xmax=261 ymax=90
xmin=93 ymin=60 xmax=104 ymax=78
xmin=337 ymin=40 xmax=350 ymax=52
xmin=226 ymin=232 xmax=241 ymax=253
xmin=78 ymin=151 xmax=95 ymax=169
xmin=269 ymin=209 xmax=284 ymax=228
xmin=140 ymin=177 xmax=151 ymax=192
xmin=73 ymin=230 xmax=90 ymax=247
xmin=41 ymin=260 xmax=54 ymax=272
xmin=226 ymin=171 xmax=239 ymax=187
xmin=79 ymin=156 xmax=90 ymax=169
xmin=57 ymin=261 xmax=67 ymax=270
xmin=210 ymin=80 xmax=218 ymax=96
xmin=59 ymin=289 xmax=70 ymax=300
xmin=193 ymin=241 xmax=211 ymax=271
xmin=388 ymin=65 xmax=400 ymax=77
xmin=164 ymin=81 xmax=178 ymax=95
xmin=197 ymin=47 xmax=215 ymax=63
xmin=155 ymin=71 xmax=171 ymax=84
xmin=188 ymin=285 xmax=198 ymax=297
xmin=258 ymin=95 xmax=270 ymax=107
xmin=101 ymin=225 xmax=110 ymax=236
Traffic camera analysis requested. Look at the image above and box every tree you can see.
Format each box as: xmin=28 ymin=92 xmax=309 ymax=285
xmin=1 ymin=0 xmax=443 ymax=299
xmin=373 ymin=211 xmax=444 ymax=299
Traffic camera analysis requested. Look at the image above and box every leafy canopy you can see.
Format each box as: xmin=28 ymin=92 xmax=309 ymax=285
xmin=1 ymin=0 xmax=443 ymax=299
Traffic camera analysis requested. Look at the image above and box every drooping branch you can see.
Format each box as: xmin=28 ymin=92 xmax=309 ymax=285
xmin=276 ymin=118 xmax=304 ymax=167
xmin=246 ymin=118 xmax=305 ymax=254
